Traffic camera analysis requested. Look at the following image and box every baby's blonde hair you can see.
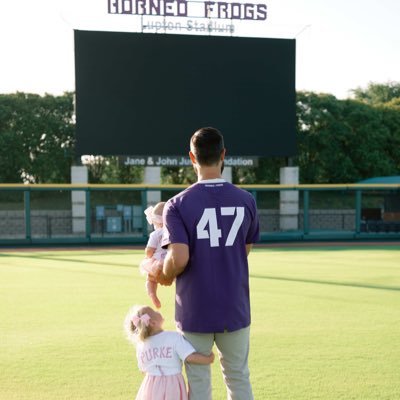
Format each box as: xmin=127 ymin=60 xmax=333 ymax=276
xmin=123 ymin=305 xmax=153 ymax=343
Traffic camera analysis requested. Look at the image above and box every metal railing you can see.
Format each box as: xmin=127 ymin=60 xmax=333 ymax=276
xmin=0 ymin=183 xmax=399 ymax=245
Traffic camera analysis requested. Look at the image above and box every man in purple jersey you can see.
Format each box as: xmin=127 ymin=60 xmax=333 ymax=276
xmin=152 ymin=127 xmax=259 ymax=400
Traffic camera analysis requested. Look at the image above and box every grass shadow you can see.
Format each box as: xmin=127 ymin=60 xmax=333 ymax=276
xmin=250 ymin=274 xmax=400 ymax=292
xmin=0 ymin=253 xmax=137 ymax=269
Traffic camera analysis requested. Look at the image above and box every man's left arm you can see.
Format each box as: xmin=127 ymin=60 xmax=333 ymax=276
xmin=246 ymin=243 xmax=253 ymax=256
xmin=245 ymin=196 xmax=260 ymax=251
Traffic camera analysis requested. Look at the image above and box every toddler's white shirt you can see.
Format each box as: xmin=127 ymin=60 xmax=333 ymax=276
xmin=136 ymin=331 xmax=195 ymax=376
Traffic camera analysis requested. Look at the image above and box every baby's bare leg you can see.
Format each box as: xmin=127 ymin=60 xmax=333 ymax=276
xmin=145 ymin=278 xmax=161 ymax=308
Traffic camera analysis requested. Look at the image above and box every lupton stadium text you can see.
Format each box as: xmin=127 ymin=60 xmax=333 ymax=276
xmin=142 ymin=19 xmax=235 ymax=32
xmin=108 ymin=0 xmax=267 ymax=20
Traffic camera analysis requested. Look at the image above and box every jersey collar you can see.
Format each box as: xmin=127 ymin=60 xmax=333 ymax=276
xmin=198 ymin=178 xmax=226 ymax=184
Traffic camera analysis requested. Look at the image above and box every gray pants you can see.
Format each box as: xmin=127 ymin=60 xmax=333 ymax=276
xmin=183 ymin=326 xmax=253 ymax=400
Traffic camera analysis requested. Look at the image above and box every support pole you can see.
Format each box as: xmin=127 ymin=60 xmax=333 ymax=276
xmin=71 ymin=165 xmax=88 ymax=234
xmin=144 ymin=166 xmax=161 ymax=206
xmin=222 ymin=166 xmax=232 ymax=183
xmin=279 ymin=166 xmax=299 ymax=231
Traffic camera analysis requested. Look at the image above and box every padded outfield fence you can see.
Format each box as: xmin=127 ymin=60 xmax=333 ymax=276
xmin=0 ymin=183 xmax=399 ymax=245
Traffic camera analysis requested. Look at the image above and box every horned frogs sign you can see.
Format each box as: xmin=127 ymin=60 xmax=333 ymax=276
xmin=108 ymin=0 xmax=267 ymax=19
xmin=107 ymin=0 xmax=267 ymax=33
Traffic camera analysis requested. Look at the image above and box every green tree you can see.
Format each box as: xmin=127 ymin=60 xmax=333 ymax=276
xmin=351 ymin=81 xmax=400 ymax=105
xmin=161 ymin=166 xmax=196 ymax=185
xmin=295 ymin=92 xmax=352 ymax=182
xmin=232 ymin=157 xmax=285 ymax=184
xmin=82 ymin=156 xmax=143 ymax=184
xmin=295 ymin=91 xmax=400 ymax=183
xmin=0 ymin=92 xmax=75 ymax=183
xmin=379 ymin=102 xmax=400 ymax=173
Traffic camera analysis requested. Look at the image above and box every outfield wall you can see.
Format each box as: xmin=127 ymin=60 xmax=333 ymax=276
xmin=0 ymin=184 xmax=399 ymax=245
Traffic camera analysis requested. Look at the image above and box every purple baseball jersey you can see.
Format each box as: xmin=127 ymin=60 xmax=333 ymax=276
xmin=161 ymin=178 xmax=260 ymax=333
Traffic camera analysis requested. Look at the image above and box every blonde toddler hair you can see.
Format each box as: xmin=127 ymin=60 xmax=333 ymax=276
xmin=124 ymin=305 xmax=153 ymax=343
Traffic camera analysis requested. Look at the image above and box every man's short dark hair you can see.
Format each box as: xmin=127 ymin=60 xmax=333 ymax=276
xmin=190 ymin=127 xmax=225 ymax=166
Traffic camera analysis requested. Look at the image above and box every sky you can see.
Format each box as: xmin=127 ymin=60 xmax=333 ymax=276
xmin=0 ymin=0 xmax=399 ymax=99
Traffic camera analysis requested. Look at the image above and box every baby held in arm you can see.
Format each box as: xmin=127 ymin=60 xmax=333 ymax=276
xmin=139 ymin=202 xmax=167 ymax=308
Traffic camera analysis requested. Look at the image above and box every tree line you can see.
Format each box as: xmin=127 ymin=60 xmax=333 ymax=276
xmin=0 ymin=82 xmax=399 ymax=184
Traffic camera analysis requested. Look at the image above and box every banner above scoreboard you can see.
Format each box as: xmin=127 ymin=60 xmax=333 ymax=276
xmin=62 ymin=0 xmax=269 ymax=36
xmin=107 ymin=0 xmax=267 ymax=21
xmin=107 ymin=0 xmax=268 ymax=34
xmin=111 ymin=0 xmax=268 ymax=33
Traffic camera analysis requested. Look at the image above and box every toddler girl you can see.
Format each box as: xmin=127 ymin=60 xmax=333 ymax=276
xmin=140 ymin=202 xmax=166 ymax=308
xmin=124 ymin=305 xmax=214 ymax=400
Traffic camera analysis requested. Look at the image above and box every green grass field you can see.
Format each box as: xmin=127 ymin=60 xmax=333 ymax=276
xmin=1 ymin=245 xmax=400 ymax=400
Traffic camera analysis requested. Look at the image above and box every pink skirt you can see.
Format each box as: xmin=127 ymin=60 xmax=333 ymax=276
xmin=135 ymin=373 xmax=188 ymax=400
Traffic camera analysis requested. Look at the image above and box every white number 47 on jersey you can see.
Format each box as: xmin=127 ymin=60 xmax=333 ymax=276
xmin=196 ymin=207 xmax=244 ymax=247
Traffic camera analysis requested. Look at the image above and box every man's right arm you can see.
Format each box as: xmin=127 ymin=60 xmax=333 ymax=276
xmin=157 ymin=243 xmax=189 ymax=285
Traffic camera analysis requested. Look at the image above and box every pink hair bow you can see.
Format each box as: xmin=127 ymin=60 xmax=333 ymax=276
xmin=144 ymin=206 xmax=155 ymax=225
xmin=144 ymin=206 xmax=163 ymax=226
xmin=132 ymin=313 xmax=151 ymax=327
